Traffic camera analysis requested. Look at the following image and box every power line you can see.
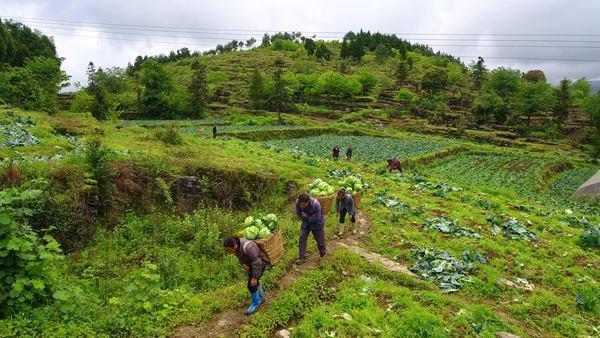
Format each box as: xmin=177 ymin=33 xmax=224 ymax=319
xmin=4 ymin=15 xmax=600 ymax=37
xmin=457 ymin=56 xmax=600 ymax=63
xmin=47 ymin=32 xmax=600 ymax=62
xmin=22 ymin=22 xmax=600 ymax=45
xmin=36 ymin=27 xmax=600 ymax=48
xmin=46 ymin=32 xmax=219 ymax=47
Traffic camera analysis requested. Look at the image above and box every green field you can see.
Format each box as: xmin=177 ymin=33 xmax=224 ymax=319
xmin=264 ymin=135 xmax=451 ymax=164
xmin=425 ymin=151 xmax=566 ymax=194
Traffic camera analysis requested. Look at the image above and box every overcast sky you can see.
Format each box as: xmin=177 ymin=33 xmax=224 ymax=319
xmin=2 ymin=0 xmax=600 ymax=90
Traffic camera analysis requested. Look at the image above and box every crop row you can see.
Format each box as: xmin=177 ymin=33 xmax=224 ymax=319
xmin=263 ymin=135 xmax=449 ymax=164
xmin=425 ymin=152 xmax=564 ymax=194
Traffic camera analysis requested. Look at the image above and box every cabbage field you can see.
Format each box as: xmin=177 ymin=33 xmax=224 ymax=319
xmin=1 ymin=109 xmax=599 ymax=338
xmin=425 ymin=151 xmax=566 ymax=194
xmin=263 ymin=135 xmax=451 ymax=165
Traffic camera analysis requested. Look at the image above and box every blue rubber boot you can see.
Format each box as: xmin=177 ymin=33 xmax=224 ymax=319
xmin=257 ymin=285 xmax=265 ymax=303
xmin=245 ymin=291 xmax=262 ymax=315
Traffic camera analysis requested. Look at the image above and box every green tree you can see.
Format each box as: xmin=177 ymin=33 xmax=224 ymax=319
xmin=140 ymin=59 xmax=175 ymax=118
xmin=340 ymin=40 xmax=349 ymax=59
xmin=248 ymin=68 xmax=266 ymax=109
xmin=0 ymin=56 xmax=68 ymax=112
xmin=395 ymin=59 xmax=408 ymax=86
xmin=267 ymin=58 xmax=293 ymax=123
xmin=261 ymin=33 xmax=271 ymax=47
xmin=583 ymin=92 xmax=600 ymax=137
xmin=374 ymin=44 xmax=393 ymax=63
xmin=0 ymin=20 xmax=15 ymax=66
xmin=553 ymin=78 xmax=572 ymax=125
xmin=314 ymin=43 xmax=332 ymax=61
xmin=87 ymin=62 xmax=109 ymax=120
xmin=421 ymin=66 xmax=449 ymax=95
xmin=469 ymin=57 xmax=487 ymax=90
xmin=3 ymin=20 xmax=58 ymax=67
xmin=245 ymin=37 xmax=256 ymax=49
xmin=304 ymin=38 xmax=316 ymax=55
xmin=353 ymin=71 xmax=378 ymax=94
xmin=486 ymin=67 xmax=522 ymax=98
xmin=347 ymin=39 xmax=365 ymax=61
xmin=571 ymin=78 xmax=591 ymax=107
xmin=188 ymin=60 xmax=208 ymax=118
xmin=471 ymin=92 xmax=508 ymax=124
xmin=518 ymin=81 xmax=554 ymax=126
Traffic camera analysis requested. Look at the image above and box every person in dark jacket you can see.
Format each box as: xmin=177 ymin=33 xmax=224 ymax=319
xmin=295 ymin=193 xmax=326 ymax=264
xmin=335 ymin=189 xmax=357 ymax=236
xmin=212 ymin=125 xmax=217 ymax=138
xmin=332 ymin=147 xmax=340 ymax=159
xmin=345 ymin=146 xmax=353 ymax=160
xmin=387 ymin=158 xmax=402 ymax=173
xmin=224 ymin=236 xmax=269 ymax=314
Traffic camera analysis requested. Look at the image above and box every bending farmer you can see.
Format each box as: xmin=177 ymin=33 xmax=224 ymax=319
xmin=295 ymin=193 xmax=326 ymax=264
xmin=387 ymin=158 xmax=402 ymax=173
xmin=336 ymin=188 xmax=357 ymax=236
xmin=223 ymin=236 xmax=269 ymax=314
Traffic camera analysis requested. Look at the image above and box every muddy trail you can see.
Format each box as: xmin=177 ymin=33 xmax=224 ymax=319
xmin=172 ymin=210 xmax=411 ymax=338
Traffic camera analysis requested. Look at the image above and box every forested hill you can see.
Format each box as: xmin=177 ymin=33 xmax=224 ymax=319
xmin=77 ymin=30 xmax=599 ymax=150
xmin=1 ymin=20 xmax=600 ymax=153
xmin=0 ymin=19 xmax=68 ymax=112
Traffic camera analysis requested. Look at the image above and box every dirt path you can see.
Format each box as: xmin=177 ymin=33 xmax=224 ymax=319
xmin=172 ymin=210 xmax=411 ymax=338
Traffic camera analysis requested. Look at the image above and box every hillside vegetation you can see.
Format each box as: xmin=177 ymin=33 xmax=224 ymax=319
xmin=0 ymin=20 xmax=598 ymax=337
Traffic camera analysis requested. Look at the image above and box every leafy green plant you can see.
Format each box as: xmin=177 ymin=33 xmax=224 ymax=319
xmin=84 ymin=138 xmax=114 ymax=202
xmin=578 ymin=224 xmax=599 ymax=249
xmin=407 ymin=248 xmax=485 ymax=293
xmin=154 ymin=125 xmax=184 ymax=145
xmin=486 ymin=215 xmax=538 ymax=241
xmin=0 ymin=188 xmax=62 ymax=313
xmin=423 ymin=217 xmax=481 ymax=239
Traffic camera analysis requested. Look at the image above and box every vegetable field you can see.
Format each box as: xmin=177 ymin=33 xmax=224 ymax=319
xmin=263 ymin=135 xmax=450 ymax=164
xmin=425 ymin=152 xmax=565 ymax=194
xmin=181 ymin=125 xmax=312 ymax=134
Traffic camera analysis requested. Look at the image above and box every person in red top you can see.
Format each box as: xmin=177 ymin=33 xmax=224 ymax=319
xmin=332 ymin=147 xmax=340 ymax=159
xmin=387 ymin=158 xmax=402 ymax=173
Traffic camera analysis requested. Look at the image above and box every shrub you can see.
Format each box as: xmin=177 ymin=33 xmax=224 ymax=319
xmin=313 ymin=71 xmax=362 ymax=99
xmin=575 ymin=283 xmax=599 ymax=315
xmin=154 ymin=125 xmax=183 ymax=145
xmin=353 ymin=71 xmax=378 ymax=94
xmin=395 ymin=88 xmax=416 ymax=106
xmin=69 ymin=90 xmax=94 ymax=113
xmin=271 ymin=39 xmax=298 ymax=51
xmin=0 ymin=188 xmax=62 ymax=314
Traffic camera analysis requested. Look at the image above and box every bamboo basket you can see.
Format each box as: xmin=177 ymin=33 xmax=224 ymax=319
xmin=352 ymin=191 xmax=362 ymax=208
xmin=316 ymin=194 xmax=335 ymax=215
xmin=254 ymin=230 xmax=285 ymax=265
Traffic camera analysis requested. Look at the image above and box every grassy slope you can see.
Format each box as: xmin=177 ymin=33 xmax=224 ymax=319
xmin=0 ymin=107 xmax=598 ymax=337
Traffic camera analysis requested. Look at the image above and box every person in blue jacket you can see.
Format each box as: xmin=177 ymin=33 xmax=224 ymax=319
xmin=295 ymin=193 xmax=326 ymax=264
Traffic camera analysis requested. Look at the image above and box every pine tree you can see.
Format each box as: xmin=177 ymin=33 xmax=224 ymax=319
xmin=470 ymin=57 xmax=488 ymax=90
xmin=340 ymin=40 xmax=349 ymax=59
xmin=553 ymin=78 xmax=571 ymax=125
xmin=395 ymin=59 xmax=408 ymax=86
xmin=315 ymin=43 xmax=332 ymax=61
xmin=188 ymin=60 xmax=208 ymax=118
xmin=87 ymin=62 xmax=109 ymax=120
xmin=304 ymin=38 xmax=316 ymax=55
xmin=248 ymin=68 xmax=265 ymax=110
xmin=268 ymin=58 xmax=291 ymax=124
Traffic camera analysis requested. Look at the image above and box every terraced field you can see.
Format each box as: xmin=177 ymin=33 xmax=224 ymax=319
xmin=425 ymin=152 xmax=566 ymax=194
xmin=263 ymin=135 xmax=451 ymax=165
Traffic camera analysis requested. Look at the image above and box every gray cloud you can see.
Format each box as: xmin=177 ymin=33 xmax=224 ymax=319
xmin=2 ymin=0 xmax=599 ymax=89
